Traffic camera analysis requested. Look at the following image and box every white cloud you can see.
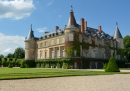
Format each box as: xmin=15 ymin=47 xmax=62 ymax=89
xmin=37 ymin=27 xmax=47 ymax=33
xmin=47 ymin=1 xmax=53 ymax=6
xmin=0 ymin=0 xmax=35 ymax=20
xmin=0 ymin=33 xmax=25 ymax=56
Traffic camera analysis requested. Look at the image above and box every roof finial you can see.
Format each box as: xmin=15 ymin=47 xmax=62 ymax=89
xmin=31 ymin=24 xmax=32 ymax=30
xmin=116 ymin=22 xmax=118 ymax=26
xmin=71 ymin=5 xmax=73 ymax=12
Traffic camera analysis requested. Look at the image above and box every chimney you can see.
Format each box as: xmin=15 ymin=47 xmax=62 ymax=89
xmin=84 ymin=21 xmax=87 ymax=30
xmin=80 ymin=18 xmax=84 ymax=33
xmin=70 ymin=11 xmax=74 ymax=25
xmin=56 ymin=26 xmax=59 ymax=31
xmin=98 ymin=26 xmax=102 ymax=32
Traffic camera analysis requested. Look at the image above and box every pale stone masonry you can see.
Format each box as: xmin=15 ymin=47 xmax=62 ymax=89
xmin=25 ymin=7 xmax=123 ymax=68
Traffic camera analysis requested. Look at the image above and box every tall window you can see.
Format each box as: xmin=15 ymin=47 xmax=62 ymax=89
xmin=79 ymin=34 xmax=82 ymax=42
xmin=40 ymin=51 xmax=42 ymax=59
xmin=51 ymin=50 xmax=54 ymax=58
xmin=40 ymin=43 xmax=42 ymax=48
xmin=62 ymin=37 xmax=65 ymax=43
xmin=62 ymin=49 xmax=65 ymax=58
xmin=45 ymin=52 xmax=47 ymax=58
xmin=45 ymin=41 xmax=48 ymax=46
xmin=56 ymin=49 xmax=60 ymax=58
xmin=57 ymin=38 xmax=59 ymax=44
xmin=51 ymin=40 xmax=54 ymax=45
xmin=69 ymin=33 xmax=74 ymax=41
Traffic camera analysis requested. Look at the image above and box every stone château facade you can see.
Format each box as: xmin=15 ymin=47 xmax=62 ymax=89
xmin=25 ymin=7 xmax=123 ymax=68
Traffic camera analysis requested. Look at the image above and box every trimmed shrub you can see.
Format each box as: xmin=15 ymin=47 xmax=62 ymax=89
xmin=103 ymin=63 xmax=107 ymax=69
xmin=8 ymin=63 xmax=13 ymax=68
xmin=45 ymin=63 xmax=50 ymax=68
xmin=36 ymin=62 xmax=41 ymax=68
xmin=2 ymin=58 xmax=7 ymax=67
xmin=40 ymin=62 xmax=44 ymax=68
xmin=105 ymin=57 xmax=120 ymax=72
xmin=20 ymin=61 xmax=25 ymax=68
xmin=63 ymin=62 xmax=69 ymax=69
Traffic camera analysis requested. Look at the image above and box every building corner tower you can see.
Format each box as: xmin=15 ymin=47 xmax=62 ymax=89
xmin=25 ymin=25 xmax=37 ymax=60
xmin=64 ymin=6 xmax=80 ymax=57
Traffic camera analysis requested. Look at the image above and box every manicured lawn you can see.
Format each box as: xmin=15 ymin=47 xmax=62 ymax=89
xmin=0 ymin=68 xmax=130 ymax=80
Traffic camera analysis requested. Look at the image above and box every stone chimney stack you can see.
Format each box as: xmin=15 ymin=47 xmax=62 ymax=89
xmin=84 ymin=21 xmax=87 ymax=30
xmin=56 ymin=26 xmax=59 ymax=31
xmin=80 ymin=18 xmax=84 ymax=33
xmin=98 ymin=26 xmax=102 ymax=32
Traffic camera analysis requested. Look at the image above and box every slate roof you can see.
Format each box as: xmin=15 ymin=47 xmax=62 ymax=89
xmin=26 ymin=25 xmax=38 ymax=40
xmin=40 ymin=29 xmax=64 ymax=40
xmin=84 ymin=27 xmax=112 ymax=41
xmin=113 ymin=24 xmax=123 ymax=39
xmin=65 ymin=9 xmax=79 ymax=29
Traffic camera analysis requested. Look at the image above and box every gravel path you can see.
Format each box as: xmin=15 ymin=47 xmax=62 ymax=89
xmin=0 ymin=74 xmax=130 ymax=91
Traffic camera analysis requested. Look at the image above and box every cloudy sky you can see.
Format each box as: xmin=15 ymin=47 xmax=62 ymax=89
xmin=0 ymin=0 xmax=130 ymax=56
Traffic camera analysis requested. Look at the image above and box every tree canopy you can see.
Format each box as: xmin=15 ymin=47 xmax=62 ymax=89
xmin=13 ymin=47 xmax=25 ymax=59
xmin=123 ymin=35 xmax=130 ymax=62
xmin=0 ymin=54 xmax=4 ymax=58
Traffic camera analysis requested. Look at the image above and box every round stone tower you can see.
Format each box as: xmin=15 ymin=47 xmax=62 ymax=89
xmin=64 ymin=7 xmax=80 ymax=57
xmin=25 ymin=25 xmax=37 ymax=60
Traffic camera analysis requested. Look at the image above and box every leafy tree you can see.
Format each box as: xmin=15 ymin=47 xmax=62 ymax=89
xmin=103 ymin=63 xmax=107 ymax=69
xmin=105 ymin=57 xmax=120 ymax=72
xmin=0 ymin=54 xmax=4 ymax=58
xmin=123 ymin=35 xmax=130 ymax=62
xmin=14 ymin=47 xmax=25 ymax=58
xmin=6 ymin=53 xmax=14 ymax=58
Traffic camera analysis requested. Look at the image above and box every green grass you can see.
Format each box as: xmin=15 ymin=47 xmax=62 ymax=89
xmin=0 ymin=68 xmax=130 ymax=80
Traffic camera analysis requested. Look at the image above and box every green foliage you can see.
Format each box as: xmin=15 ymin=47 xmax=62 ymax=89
xmin=8 ymin=63 xmax=13 ymax=68
xmin=6 ymin=53 xmax=14 ymax=58
xmin=20 ymin=61 xmax=25 ymax=68
xmin=0 ymin=54 xmax=4 ymax=58
xmin=65 ymin=46 xmax=74 ymax=57
xmin=105 ymin=57 xmax=120 ymax=72
xmin=35 ymin=58 xmax=71 ymax=69
xmin=2 ymin=58 xmax=7 ymax=67
xmin=103 ymin=63 xmax=107 ymax=69
xmin=123 ymin=35 xmax=130 ymax=61
xmin=45 ymin=63 xmax=50 ymax=68
xmin=14 ymin=47 xmax=25 ymax=58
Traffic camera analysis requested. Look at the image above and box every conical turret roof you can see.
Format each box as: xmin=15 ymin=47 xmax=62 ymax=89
xmin=113 ymin=23 xmax=123 ymax=39
xmin=26 ymin=24 xmax=35 ymax=40
xmin=65 ymin=6 xmax=79 ymax=28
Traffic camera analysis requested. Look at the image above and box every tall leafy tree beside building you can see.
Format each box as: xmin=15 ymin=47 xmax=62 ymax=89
xmin=123 ymin=35 xmax=130 ymax=62
xmin=14 ymin=47 xmax=25 ymax=59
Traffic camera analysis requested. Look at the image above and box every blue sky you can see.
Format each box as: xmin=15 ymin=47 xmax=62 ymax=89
xmin=0 ymin=0 xmax=130 ymax=55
